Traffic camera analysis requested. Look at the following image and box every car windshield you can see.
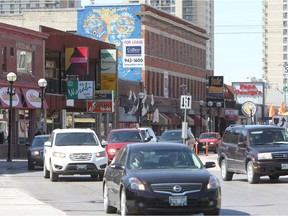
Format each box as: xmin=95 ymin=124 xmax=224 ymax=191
xmin=250 ymin=129 xmax=288 ymax=145
xmin=160 ymin=131 xmax=181 ymax=140
xmin=109 ymin=131 xmax=143 ymax=143
xmin=199 ymin=133 xmax=217 ymax=139
xmin=32 ymin=136 xmax=49 ymax=147
xmin=127 ymin=149 xmax=202 ymax=170
xmin=55 ymin=132 xmax=99 ymax=146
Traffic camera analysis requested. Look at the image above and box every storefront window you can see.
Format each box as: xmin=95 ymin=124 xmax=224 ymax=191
xmin=18 ymin=110 xmax=30 ymax=145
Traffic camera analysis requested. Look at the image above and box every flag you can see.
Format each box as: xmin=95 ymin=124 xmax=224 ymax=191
xmin=279 ymin=102 xmax=286 ymax=115
xmin=269 ymin=104 xmax=276 ymax=117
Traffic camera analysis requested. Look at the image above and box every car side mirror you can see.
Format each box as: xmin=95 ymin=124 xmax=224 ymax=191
xmin=204 ymin=161 xmax=216 ymax=169
xmin=111 ymin=163 xmax=124 ymax=170
xmin=101 ymin=140 xmax=108 ymax=146
xmin=238 ymin=141 xmax=247 ymax=148
xmin=145 ymin=136 xmax=153 ymax=142
xmin=44 ymin=141 xmax=52 ymax=147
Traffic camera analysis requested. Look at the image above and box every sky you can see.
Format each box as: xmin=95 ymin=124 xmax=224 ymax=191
xmin=81 ymin=0 xmax=263 ymax=85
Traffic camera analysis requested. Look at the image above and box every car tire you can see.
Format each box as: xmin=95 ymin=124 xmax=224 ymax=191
xmin=28 ymin=161 xmax=34 ymax=170
xmin=220 ymin=159 xmax=233 ymax=181
xmin=203 ymin=207 xmax=220 ymax=215
xmin=247 ymin=161 xmax=260 ymax=184
xmin=49 ymin=161 xmax=59 ymax=182
xmin=120 ymin=188 xmax=129 ymax=216
xmin=43 ymin=162 xmax=50 ymax=178
xmin=103 ymin=183 xmax=117 ymax=213
xmin=269 ymin=174 xmax=280 ymax=181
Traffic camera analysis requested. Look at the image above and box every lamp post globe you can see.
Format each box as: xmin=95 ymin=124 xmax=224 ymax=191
xmin=38 ymin=78 xmax=47 ymax=88
xmin=7 ymin=72 xmax=17 ymax=83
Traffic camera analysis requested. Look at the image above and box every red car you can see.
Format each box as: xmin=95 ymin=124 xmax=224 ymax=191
xmin=102 ymin=128 xmax=149 ymax=162
xmin=196 ymin=132 xmax=221 ymax=153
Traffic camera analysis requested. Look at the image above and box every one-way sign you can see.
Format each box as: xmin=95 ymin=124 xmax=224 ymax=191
xmin=180 ymin=95 xmax=192 ymax=109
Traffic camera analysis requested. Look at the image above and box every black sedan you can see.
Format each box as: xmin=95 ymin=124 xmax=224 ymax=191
xmin=103 ymin=142 xmax=221 ymax=216
xmin=26 ymin=134 xmax=49 ymax=170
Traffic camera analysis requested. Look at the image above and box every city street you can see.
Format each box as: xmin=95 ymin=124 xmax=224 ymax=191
xmin=1 ymin=154 xmax=288 ymax=216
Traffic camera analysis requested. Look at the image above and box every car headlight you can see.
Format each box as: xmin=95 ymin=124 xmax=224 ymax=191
xmin=95 ymin=151 xmax=106 ymax=158
xmin=31 ymin=150 xmax=40 ymax=156
xmin=52 ymin=151 xmax=66 ymax=158
xmin=129 ymin=177 xmax=146 ymax=191
xmin=107 ymin=148 xmax=117 ymax=156
xmin=258 ymin=153 xmax=272 ymax=160
xmin=207 ymin=176 xmax=220 ymax=190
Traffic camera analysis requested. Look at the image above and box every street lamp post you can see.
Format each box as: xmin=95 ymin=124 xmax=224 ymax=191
xmin=199 ymin=100 xmax=205 ymax=133
xmin=6 ymin=72 xmax=17 ymax=162
xmin=207 ymin=101 xmax=213 ymax=132
xmin=38 ymin=78 xmax=47 ymax=134
xmin=138 ymin=92 xmax=145 ymax=126
xmin=216 ymin=102 xmax=222 ymax=133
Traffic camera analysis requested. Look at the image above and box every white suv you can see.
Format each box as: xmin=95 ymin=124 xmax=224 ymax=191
xmin=43 ymin=128 xmax=108 ymax=182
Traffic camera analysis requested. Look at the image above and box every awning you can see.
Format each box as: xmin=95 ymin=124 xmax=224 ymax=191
xmin=158 ymin=112 xmax=169 ymax=125
xmin=0 ymin=87 xmax=23 ymax=108
xmin=21 ymin=88 xmax=48 ymax=109
xmin=164 ymin=113 xmax=182 ymax=125
xmin=186 ymin=115 xmax=195 ymax=126
xmin=190 ymin=115 xmax=206 ymax=126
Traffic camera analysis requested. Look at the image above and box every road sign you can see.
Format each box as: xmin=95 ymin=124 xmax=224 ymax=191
xmin=180 ymin=95 xmax=192 ymax=109
xmin=272 ymin=115 xmax=288 ymax=128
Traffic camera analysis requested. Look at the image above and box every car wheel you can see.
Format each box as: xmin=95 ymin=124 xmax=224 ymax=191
xmin=220 ymin=159 xmax=233 ymax=181
xmin=103 ymin=183 xmax=117 ymax=213
xmin=120 ymin=188 xmax=129 ymax=216
xmin=28 ymin=161 xmax=34 ymax=170
xmin=43 ymin=162 xmax=50 ymax=179
xmin=49 ymin=161 xmax=59 ymax=182
xmin=203 ymin=207 xmax=220 ymax=215
xmin=247 ymin=161 xmax=260 ymax=184
xmin=269 ymin=174 xmax=280 ymax=181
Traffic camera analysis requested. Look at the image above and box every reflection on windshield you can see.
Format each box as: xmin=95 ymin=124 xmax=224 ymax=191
xmin=128 ymin=149 xmax=202 ymax=170
xmin=55 ymin=133 xmax=98 ymax=146
xmin=250 ymin=129 xmax=288 ymax=145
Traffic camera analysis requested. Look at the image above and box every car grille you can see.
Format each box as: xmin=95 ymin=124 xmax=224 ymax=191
xmin=70 ymin=153 xmax=92 ymax=161
xmin=151 ymin=183 xmax=202 ymax=195
xmin=273 ymin=152 xmax=288 ymax=160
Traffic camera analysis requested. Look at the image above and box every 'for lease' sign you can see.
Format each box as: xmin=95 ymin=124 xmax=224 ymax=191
xmin=123 ymin=39 xmax=145 ymax=68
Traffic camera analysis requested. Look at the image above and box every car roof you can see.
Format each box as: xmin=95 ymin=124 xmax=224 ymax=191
xmin=52 ymin=128 xmax=95 ymax=133
xmin=109 ymin=128 xmax=141 ymax=132
xmin=127 ymin=142 xmax=190 ymax=151
xmin=200 ymin=132 xmax=219 ymax=134
xmin=34 ymin=134 xmax=50 ymax=138
xmin=227 ymin=124 xmax=283 ymax=130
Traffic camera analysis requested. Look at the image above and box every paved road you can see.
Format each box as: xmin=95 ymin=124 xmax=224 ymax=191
xmin=0 ymin=153 xmax=218 ymax=216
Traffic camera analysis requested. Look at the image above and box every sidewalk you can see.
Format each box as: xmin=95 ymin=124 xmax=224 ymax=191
xmin=0 ymin=160 xmax=66 ymax=216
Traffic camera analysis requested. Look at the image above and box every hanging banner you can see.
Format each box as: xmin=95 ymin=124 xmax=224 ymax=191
xmin=65 ymin=47 xmax=88 ymax=75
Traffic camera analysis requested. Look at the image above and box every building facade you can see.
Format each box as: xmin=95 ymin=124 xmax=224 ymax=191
xmin=121 ymin=0 xmax=214 ymax=72
xmin=0 ymin=4 xmax=218 ymax=144
xmin=0 ymin=0 xmax=81 ymax=15
xmin=262 ymin=0 xmax=288 ymax=107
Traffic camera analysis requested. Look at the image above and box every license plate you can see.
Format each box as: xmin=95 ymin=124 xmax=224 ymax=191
xmin=281 ymin=164 xmax=288 ymax=170
xmin=77 ymin=164 xmax=87 ymax=170
xmin=169 ymin=196 xmax=187 ymax=206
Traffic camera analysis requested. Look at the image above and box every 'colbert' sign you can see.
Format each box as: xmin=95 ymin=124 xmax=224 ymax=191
xmin=232 ymin=82 xmax=264 ymax=105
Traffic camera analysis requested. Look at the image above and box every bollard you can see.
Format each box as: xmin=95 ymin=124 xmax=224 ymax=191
xmin=195 ymin=143 xmax=199 ymax=155
xmin=205 ymin=142 xmax=209 ymax=156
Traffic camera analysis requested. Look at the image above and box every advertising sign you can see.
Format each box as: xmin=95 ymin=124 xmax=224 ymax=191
xmin=67 ymin=81 xmax=94 ymax=99
xmin=65 ymin=47 xmax=88 ymax=75
xmin=101 ymin=49 xmax=117 ymax=91
xmin=123 ymin=39 xmax=145 ymax=68
xmin=233 ymin=82 xmax=264 ymax=105
xmin=207 ymin=76 xmax=224 ymax=98
xmin=87 ymin=90 xmax=114 ymax=113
